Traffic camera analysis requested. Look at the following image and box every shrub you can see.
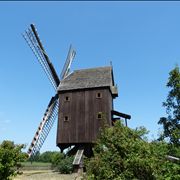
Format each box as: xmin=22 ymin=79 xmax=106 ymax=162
xmin=56 ymin=156 xmax=74 ymax=174
xmin=51 ymin=153 xmax=73 ymax=174
xmin=0 ymin=140 xmax=27 ymax=180
xmin=39 ymin=151 xmax=60 ymax=163
xmin=85 ymin=121 xmax=180 ymax=179
xmin=51 ymin=152 xmax=65 ymax=167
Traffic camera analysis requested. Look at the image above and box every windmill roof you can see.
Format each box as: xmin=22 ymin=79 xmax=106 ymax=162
xmin=58 ymin=66 xmax=114 ymax=92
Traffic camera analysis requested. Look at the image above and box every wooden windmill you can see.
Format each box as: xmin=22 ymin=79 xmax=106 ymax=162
xmin=22 ymin=24 xmax=131 ymax=161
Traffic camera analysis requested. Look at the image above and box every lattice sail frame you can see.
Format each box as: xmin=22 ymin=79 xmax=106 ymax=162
xmin=28 ymin=96 xmax=59 ymax=158
xmin=23 ymin=24 xmax=76 ymax=159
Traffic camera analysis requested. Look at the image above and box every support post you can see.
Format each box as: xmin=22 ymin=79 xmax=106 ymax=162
xmin=125 ymin=118 xmax=127 ymax=127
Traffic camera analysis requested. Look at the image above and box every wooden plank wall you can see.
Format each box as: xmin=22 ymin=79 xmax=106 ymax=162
xmin=57 ymin=88 xmax=113 ymax=145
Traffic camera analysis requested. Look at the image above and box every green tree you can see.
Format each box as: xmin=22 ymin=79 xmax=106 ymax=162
xmin=158 ymin=65 xmax=180 ymax=147
xmin=85 ymin=121 xmax=180 ymax=180
xmin=0 ymin=140 xmax=27 ymax=180
xmin=39 ymin=151 xmax=54 ymax=162
xmin=51 ymin=151 xmax=64 ymax=166
xmin=38 ymin=151 xmax=63 ymax=163
xmin=51 ymin=152 xmax=73 ymax=174
xmin=29 ymin=151 xmax=40 ymax=162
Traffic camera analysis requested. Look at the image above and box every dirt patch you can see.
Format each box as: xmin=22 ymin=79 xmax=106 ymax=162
xmin=14 ymin=170 xmax=83 ymax=180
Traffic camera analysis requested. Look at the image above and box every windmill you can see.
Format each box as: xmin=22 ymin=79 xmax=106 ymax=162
xmin=22 ymin=24 xmax=76 ymax=159
xmin=23 ymin=24 xmax=131 ymax=165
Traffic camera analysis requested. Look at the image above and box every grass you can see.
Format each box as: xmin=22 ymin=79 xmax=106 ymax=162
xmin=21 ymin=161 xmax=52 ymax=167
xmin=20 ymin=161 xmax=52 ymax=170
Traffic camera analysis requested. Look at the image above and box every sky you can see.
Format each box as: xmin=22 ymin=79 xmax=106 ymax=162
xmin=0 ymin=1 xmax=179 ymax=153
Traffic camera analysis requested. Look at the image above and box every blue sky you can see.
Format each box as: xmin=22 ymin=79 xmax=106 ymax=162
xmin=0 ymin=1 xmax=179 ymax=152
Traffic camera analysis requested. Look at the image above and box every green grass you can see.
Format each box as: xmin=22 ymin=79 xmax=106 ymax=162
xmin=20 ymin=161 xmax=51 ymax=167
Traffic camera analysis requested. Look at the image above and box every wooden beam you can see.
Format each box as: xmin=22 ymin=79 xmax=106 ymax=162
xmin=111 ymin=110 xmax=131 ymax=120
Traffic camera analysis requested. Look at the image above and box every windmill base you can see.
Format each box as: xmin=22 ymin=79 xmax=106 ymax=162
xmin=57 ymin=143 xmax=94 ymax=158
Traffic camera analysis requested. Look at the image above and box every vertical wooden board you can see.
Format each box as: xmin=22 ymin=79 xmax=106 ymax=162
xmin=103 ymin=89 xmax=111 ymax=126
xmin=58 ymin=94 xmax=65 ymax=143
xmin=57 ymin=94 xmax=63 ymax=143
xmin=90 ymin=90 xmax=96 ymax=142
xmin=85 ymin=89 xmax=94 ymax=142
xmin=70 ymin=91 xmax=76 ymax=142
xmin=71 ymin=91 xmax=82 ymax=143
xmin=89 ymin=89 xmax=95 ymax=142
xmin=90 ymin=89 xmax=97 ymax=141
xmin=77 ymin=91 xmax=85 ymax=142
xmin=57 ymin=94 xmax=65 ymax=143
xmin=84 ymin=90 xmax=90 ymax=142
xmin=93 ymin=89 xmax=99 ymax=140
xmin=74 ymin=91 xmax=79 ymax=142
xmin=108 ymin=90 xmax=113 ymax=126
xmin=99 ymin=89 xmax=105 ymax=135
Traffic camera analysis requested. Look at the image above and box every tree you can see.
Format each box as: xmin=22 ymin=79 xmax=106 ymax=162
xmin=85 ymin=121 xmax=180 ymax=180
xmin=158 ymin=65 xmax=180 ymax=147
xmin=28 ymin=151 xmax=63 ymax=163
xmin=29 ymin=151 xmax=40 ymax=162
xmin=0 ymin=140 xmax=27 ymax=180
xmin=39 ymin=151 xmax=62 ymax=163
xmin=51 ymin=152 xmax=73 ymax=174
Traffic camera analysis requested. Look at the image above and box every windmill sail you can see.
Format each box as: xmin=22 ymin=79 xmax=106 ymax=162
xmin=27 ymin=94 xmax=59 ymax=158
xmin=22 ymin=24 xmax=60 ymax=89
xmin=23 ymin=24 xmax=76 ymax=159
xmin=60 ymin=44 xmax=76 ymax=80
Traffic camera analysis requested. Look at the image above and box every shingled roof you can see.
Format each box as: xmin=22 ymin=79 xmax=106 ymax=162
xmin=58 ymin=66 xmax=114 ymax=91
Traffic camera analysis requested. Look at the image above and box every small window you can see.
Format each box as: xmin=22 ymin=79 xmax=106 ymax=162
xmin=65 ymin=96 xmax=70 ymax=102
xmin=96 ymin=92 xmax=102 ymax=98
xmin=97 ymin=112 xmax=103 ymax=119
xmin=64 ymin=116 xmax=69 ymax=122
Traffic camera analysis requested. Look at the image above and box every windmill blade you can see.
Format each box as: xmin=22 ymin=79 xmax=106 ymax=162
xmin=60 ymin=44 xmax=76 ymax=80
xmin=30 ymin=24 xmax=60 ymax=86
xmin=22 ymin=24 xmax=60 ymax=89
xmin=27 ymin=94 xmax=59 ymax=158
xmin=23 ymin=29 xmax=57 ymax=90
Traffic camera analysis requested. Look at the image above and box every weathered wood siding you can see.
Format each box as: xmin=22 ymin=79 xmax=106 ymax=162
xmin=57 ymin=88 xmax=113 ymax=145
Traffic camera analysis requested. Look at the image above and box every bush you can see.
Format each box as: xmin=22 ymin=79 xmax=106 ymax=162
xmin=85 ymin=121 xmax=180 ymax=180
xmin=0 ymin=140 xmax=27 ymax=180
xmin=51 ymin=153 xmax=73 ymax=174
xmin=51 ymin=152 xmax=65 ymax=167
xmin=39 ymin=151 xmax=60 ymax=163
xmin=28 ymin=151 xmax=63 ymax=163
xmin=56 ymin=156 xmax=74 ymax=174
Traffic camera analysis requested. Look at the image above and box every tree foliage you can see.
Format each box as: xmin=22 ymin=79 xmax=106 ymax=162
xmin=158 ymin=65 xmax=180 ymax=149
xmin=28 ymin=151 xmax=60 ymax=163
xmin=28 ymin=151 xmax=73 ymax=174
xmin=51 ymin=153 xmax=73 ymax=174
xmin=0 ymin=140 xmax=27 ymax=180
xmin=39 ymin=151 xmax=55 ymax=162
xmin=85 ymin=121 xmax=180 ymax=180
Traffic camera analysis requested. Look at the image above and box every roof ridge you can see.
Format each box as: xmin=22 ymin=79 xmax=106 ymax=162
xmin=74 ymin=66 xmax=112 ymax=72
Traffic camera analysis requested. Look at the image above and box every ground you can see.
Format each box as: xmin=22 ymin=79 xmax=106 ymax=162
xmin=14 ymin=170 xmax=82 ymax=180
